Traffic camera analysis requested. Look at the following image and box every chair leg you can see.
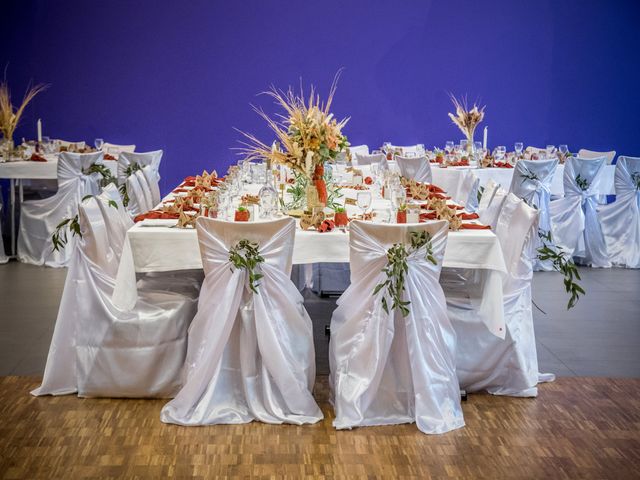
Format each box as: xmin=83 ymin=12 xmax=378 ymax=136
xmin=325 ymin=325 xmax=331 ymax=337
xmin=460 ymin=389 xmax=467 ymax=401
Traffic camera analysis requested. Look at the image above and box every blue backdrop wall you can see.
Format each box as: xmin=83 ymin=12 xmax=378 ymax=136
xmin=2 ymin=0 xmax=640 ymax=192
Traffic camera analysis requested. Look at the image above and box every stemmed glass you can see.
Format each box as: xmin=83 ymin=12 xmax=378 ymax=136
xmin=546 ymin=145 xmax=555 ymax=159
xmin=445 ymin=141 xmax=454 ymax=155
xmin=514 ymin=142 xmax=524 ymax=158
xmin=495 ymin=146 xmax=506 ymax=161
xmin=94 ymin=138 xmax=104 ymax=151
xmin=356 ymin=191 xmax=372 ymax=219
xmin=460 ymin=139 xmax=469 ymax=154
xmin=559 ymin=144 xmax=568 ymax=158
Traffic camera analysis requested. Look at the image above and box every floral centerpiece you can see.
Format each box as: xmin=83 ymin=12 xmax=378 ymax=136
xmin=0 ymin=79 xmax=48 ymax=157
xmin=239 ymin=71 xmax=349 ymax=209
xmin=447 ymin=94 xmax=485 ymax=154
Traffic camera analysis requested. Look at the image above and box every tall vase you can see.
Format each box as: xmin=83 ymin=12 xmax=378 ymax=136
xmin=1 ymin=138 xmax=14 ymax=160
xmin=306 ymin=163 xmax=327 ymax=211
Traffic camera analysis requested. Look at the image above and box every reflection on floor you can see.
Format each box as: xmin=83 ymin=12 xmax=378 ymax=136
xmin=0 ymin=261 xmax=639 ymax=378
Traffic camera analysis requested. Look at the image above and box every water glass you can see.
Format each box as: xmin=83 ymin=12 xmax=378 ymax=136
xmin=546 ymin=145 xmax=555 ymax=158
xmin=445 ymin=141 xmax=454 ymax=154
xmin=514 ymin=142 xmax=524 ymax=157
xmin=94 ymin=138 xmax=104 ymax=150
xmin=559 ymin=144 xmax=568 ymax=156
xmin=356 ymin=191 xmax=372 ymax=216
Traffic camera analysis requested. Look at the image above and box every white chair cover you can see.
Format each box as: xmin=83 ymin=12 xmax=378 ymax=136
xmin=350 ymin=144 xmax=369 ymax=160
xmin=55 ymin=140 xmax=86 ymax=150
xmin=329 ymin=220 xmax=464 ymax=434
xmin=396 ymin=155 xmax=432 ymax=183
xmin=141 ymin=164 xmax=162 ymax=207
xmin=102 ymin=142 xmax=136 ymax=154
xmin=125 ymin=170 xmax=153 ymax=216
xmin=17 ymin=152 xmax=104 ymax=267
xmin=392 ymin=145 xmax=420 ymax=155
xmin=355 ymin=153 xmax=385 ymax=167
xmin=479 ymin=187 xmax=508 ymax=230
xmin=578 ymin=148 xmax=616 ymax=164
xmin=161 ymin=217 xmax=323 ymax=426
xmin=598 ymin=156 xmax=640 ymax=268
xmin=32 ymin=193 xmax=197 ymax=398
xmin=550 ymin=156 xmax=610 ymax=267
xmin=477 ymin=179 xmax=499 ymax=218
xmin=509 ymin=159 xmax=558 ymax=271
xmin=457 ymin=171 xmax=480 ymax=211
xmin=117 ymin=150 xmax=162 ymax=186
xmin=447 ymin=193 xmax=551 ymax=396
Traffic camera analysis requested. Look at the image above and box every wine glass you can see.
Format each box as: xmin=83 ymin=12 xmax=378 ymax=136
xmin=546 ymin=145 xmax=555 ymax=158
xmin=559 ymin=144 xmax=568 ymax=156
xmin=496 ymin=146 xmax=506 ymax=161
xmin=460 ymin=139 xmax=469 ymax=153
xmin=417 ymin=144 xmax=425 ymax=155
xmin=445 ymin=141 xmax=454 ymax=154
xmin=356 ymin=191 xmax=372 ymax=218
xmin=514 ymin=142 xmax=524 ymax=157
xmin=94 ymin=138 xmax=104 ymax=151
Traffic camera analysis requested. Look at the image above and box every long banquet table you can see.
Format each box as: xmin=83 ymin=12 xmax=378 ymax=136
xmin=112 ymin=184 xmax=509 ymax=338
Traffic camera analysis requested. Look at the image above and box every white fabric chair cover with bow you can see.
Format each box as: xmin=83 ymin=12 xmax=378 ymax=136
xmin=477 ymin=179 xmax=499 ymax=218
xmin=446 ymin=193 xmax=553 ymax=396
xmin=125 ymin=169 xmax=154 ymax=216
xmin=31 ymin=192 xmax=197 ymax=398
xmin=392 ymin=145 xmax=420 ymax=156
xmin=396 ymin=155 xmax=432 ymax=183
xmin=17 ymin=152 xmax=104 ymax=267
xmin=509 ymin=159 xmax=558 ymax=271
xmin=355 ymin=153 xmax=385 ymax=167
xmin=456 ymin=170 xmax=480 ymax=211
xmin=479 ymin=187 xmax=508 ymax=230
xmin=598 ymin=156 xmax=640 ymax=268
xmin=578 ymin=149 xmax=616 ymax=165
xmin=141 ymin=165 xmax=161 ymax=207
xmin=329 ymin=220 xmax=464 ymax=434
xmin=550 ymin=156 xmax=610 ymax=267
xmin=117 ymin=150 xmax=162 ymax=186
xmin=161 ymin=217 xmax=323 ymax=426
xmin=350 ymin=145 xmax=369 ymax=159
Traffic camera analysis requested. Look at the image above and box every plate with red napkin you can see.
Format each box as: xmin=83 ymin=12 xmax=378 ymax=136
xmin=30 ymin=153 xmax=47 ymax=162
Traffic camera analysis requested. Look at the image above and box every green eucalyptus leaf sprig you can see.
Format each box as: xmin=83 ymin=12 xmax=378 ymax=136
xmin=537 ymin=229 xmax=585 ymax=309
xmin=373 ymin=231 xmax=437 ymax=317
xmin=575 ymin=174 xmax=590 ymax=191
xmin=280 ymin=170 xmax=308 ymax=210
xmin=519 ymin=165 xmax=540 ymax=184
xmin=84 ymin=162 xmax=117 ymax=187
xmin=118 ymin=162 xmax=143 ymax=207
xmin=630 ymin=172 xmax=640 ymax=190
xmin=228 ymin=239 xmax=265 ymax=294
xmin=52 ymin=215 xmax=81 ymax=252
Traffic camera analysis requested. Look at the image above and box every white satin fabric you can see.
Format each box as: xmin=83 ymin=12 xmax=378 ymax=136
xmin=458 ymin=170 xmax=480 ymax=212
xmin=578 ymin=149 xmax=616 ymax=164
xmin=161 ymin=217 xmax=323 ymax=426
xmin=17 ymin=152 xmax=104 ymax=267
xmin=350 ymin=145 xmax=370 ymax=159
xmin=477 ymin=179 xmax=499 ymax=218
xmin=446 ymin=194 xmax=551 ymax=396
xmin=329 ymin=220 xmax=464 ymax=434
xmin=509 ymin=159 xmax=559 ymax=271
xmin=550 ymin=157 xmax=610 ymax=267
xmin=117 ymin=150 xmax=163 ymax=186
xmin=126 ymin=169 xmax=154 ymax=216
xmin=355 ymin=153 xmax=385 ymax=167
xmin=32 ymin=189 xmax=197 ymax=398
xmin=391 ymin=145 xmax=420 ymax=155
xmin=396 ymin=155 xmax=432 ymax=183
xmin=598 ymin=156 xmax=640 ymax=268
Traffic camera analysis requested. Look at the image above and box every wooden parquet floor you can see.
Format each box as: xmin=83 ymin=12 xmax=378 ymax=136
xmin=1 ymin=376 xmax=639 ymax=479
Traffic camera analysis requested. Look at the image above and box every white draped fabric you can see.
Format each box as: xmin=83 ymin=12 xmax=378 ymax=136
xmin=117 ymin=150 xmax=163 ymax=185
xmin=141 ymin=165 xmax=162 ymax=207
xmin=395 ymin=155 xmax=432 ymax=183
xmin=445 ymin=194 xmax=553 ymax=396
xmin=350 ymin=145 xmax=370 ymax=159
xmin=598 ymin=156 xmax=640 ymax=268
xmin=126 ymin=169 xmax=154 ymax=216
xmin=477 ymin=179 xmax=500 ymax=219
xmin=550 ymin=157 xmax=610 ymax=267
xmin=161 ymin=217 xmax=323 ymax=426
xmin=102 ymin=142 xmax=136 ymax=154
xmin=17 ymin=152 xmax=104 ymax=267
xmin=509 ymin=159 xmax=558 ymax=271
xmin=329 ymin=220 xmax=464 ymax=434
xmin=578 ymin=149 xmax=616 ymax=164
xmin=355 ymin=153 xmax=385 ymax=167
xmin=32 ymin=189 xmax=197 ymax=398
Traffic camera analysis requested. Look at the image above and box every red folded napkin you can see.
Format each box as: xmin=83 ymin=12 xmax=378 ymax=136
xmin=420 ymin=212 xmax=437 ymax=221
xmin=493 ymin=162 xmax=514 ymax=168
xmin=429 ymin=184 xmax=445 ymax=194
xmin=429 ymin=193 xmax=451 ymax=200
xmin=452 ymin=205 xmax=464 ymax=210
xmin=457 ymin=212 xmax=480 ymax=220
xmin=30 ymin=153 xmax=47 ymax=162
xmin=103 ymin=153 xmax=117 ymax=161
xmin=134 ymin=211 xmax=180 ymax=222
xmin=173 ymin=188 xmax=190 ymax=193
xmin=459 ymin=223 xmax=491 ymax=230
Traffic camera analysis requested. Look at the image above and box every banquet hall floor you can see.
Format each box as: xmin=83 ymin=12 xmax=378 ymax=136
xmin=1 ymin=261 xmax=639 ymax=378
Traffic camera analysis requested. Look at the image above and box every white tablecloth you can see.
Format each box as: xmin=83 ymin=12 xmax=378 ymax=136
xmin=0 ymin=156 xmax=118 ymax=179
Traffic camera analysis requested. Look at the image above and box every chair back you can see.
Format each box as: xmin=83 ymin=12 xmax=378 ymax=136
xmin=478 ymin=179 xmax=500 ymax=215
xmin=509 ymin=158 xmax=558 ymax=232
xmin=396 ymin=155 xmax=432 ymax=183
xmin=95 ymin=184 xmax=133 ymax=261
xmin=613 ymin=156 xmax=640 ymax=200
xmin=355 ymin=153 xmax=385 ymax=167
xmin=117 ymin=150 xmax=163 ymax=185
xmin=126 ymin=170 xmax=152 ymax=216
xmin=479 ymin=187 xmax=508 ymax=229
xmin=457 ymin=171 xmax=480 ymax=211
xmin=350 ymin=145 xmax=369 ymax=159
xmin=495 ymin=193 xmax=539 ymax=276
xmin=57 ymin=151 xmax=104 ymax=195
xmin=562 ymin=156 xmax=606 ymax=199
xmin=578 ymin=148 xmax=616 ymax=164
xmin=102 ymin=142 xmax=136 ymax=155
